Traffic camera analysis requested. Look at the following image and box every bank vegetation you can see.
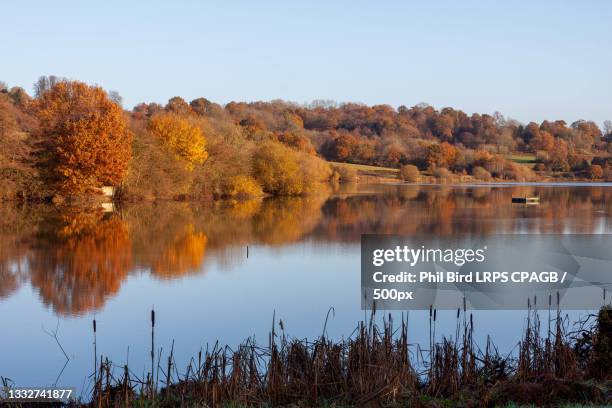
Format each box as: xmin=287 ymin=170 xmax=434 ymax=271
xmin=1 ymin=76 xmax=611 ymax=202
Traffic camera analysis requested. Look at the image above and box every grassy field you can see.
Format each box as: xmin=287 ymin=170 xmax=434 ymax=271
xmin=332 ymin=155 xmax=540 ymax=180
xmin=329 ymin=161 xmax=399 ymax=179
xmin=505 ymin=153 xmax=537 ymax=168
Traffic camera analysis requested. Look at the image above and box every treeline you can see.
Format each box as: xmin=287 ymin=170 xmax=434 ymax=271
xmin=1 ymin=76 xmax=611 ymax=201
xmin=0 ymin=77 xmax=333 ymax=202
xmin=221 ymin=99 xmax=612 ymax=181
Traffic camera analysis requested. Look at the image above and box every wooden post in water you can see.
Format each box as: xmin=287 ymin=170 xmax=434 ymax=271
xmin=93 ymin=319 xmax=97 ymax=385
xmin=150 ymin=308 xmax=155 ymax=398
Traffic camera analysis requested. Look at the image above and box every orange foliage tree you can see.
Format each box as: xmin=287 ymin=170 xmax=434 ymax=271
xmin=34 ymin=81 xmax=132 ymax=196
xmin=148 ymin=113 xmax=208 ymax=170
xmin=426 ymin=142 xmax=457 ymax=170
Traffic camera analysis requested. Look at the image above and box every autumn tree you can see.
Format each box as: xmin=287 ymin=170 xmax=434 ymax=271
xmin=322 ymin=132 xmax=358 ymax=162
xmin=571 ymin=120 xmax=601 ymax=149
xmin=277 ymin=131 xmax=315 ymax=154
xmin=148 ymin=113 xmax=208 ymax=170
xmin=34 ymin=80 xmax=132 ymax=196
xmin=531 ymin=130 xmax=555 ymax=152
xmin=165 ymin=96 xmax=193 ymax=115
xmin=589 ymin=164 xmax=603 ymax=179
xmin=548 ymin=138 xmax=571 ymax=171
xmin=251 ymin=142 xmax=301 ymax=195
xmin=252 ymin=141 xmax=331 ymax=195
xmin=0 ymin=94 xmax=38 ymax=198
xmin=190 ymin=97 xmax=222 ymax=117
xmin=400 ymin=164 xmax=420 ymax=182
xmin=426 ymin=142 xmax=457 ymax=170
xmin=120 ymin=122 xmax=194 ymax=200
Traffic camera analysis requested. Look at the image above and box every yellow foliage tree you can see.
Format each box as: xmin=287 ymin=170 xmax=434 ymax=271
xmin=221 ymin=175 xmax=263 ymax=199
xmin=34 ymin=80 xmax=132 ymax=195
xmin=148 ymin=113 xmax=208 ymax=170
xmin=252 ymin=141 xmax=331 ymax=195
xmin=252 ymin=141 xmax=303 ymax=195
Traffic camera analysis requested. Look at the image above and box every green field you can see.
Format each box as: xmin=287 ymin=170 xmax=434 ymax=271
xmin=505 ymin=153 xmax=537 ymax=166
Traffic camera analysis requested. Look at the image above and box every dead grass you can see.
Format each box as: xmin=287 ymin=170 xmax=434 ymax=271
xmin=328 ymin=161 xmax=399 ymax=182
xmin=6 ymin=304 xmax=610 ymax=407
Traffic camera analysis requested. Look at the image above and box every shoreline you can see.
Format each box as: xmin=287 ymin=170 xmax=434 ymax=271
xmin=386 ymin=181 xmax=612 ymax=187
xmin=2 ymin=179 xmax=611 ymax=206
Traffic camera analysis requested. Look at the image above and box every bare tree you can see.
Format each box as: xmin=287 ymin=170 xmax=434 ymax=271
xmin=109 ymin=90 xmax=123 ymax=107
xmin=34 ymin=75 xmax=64 ymax=97
xmin=604 ymin=120 xmax=612 ymax=137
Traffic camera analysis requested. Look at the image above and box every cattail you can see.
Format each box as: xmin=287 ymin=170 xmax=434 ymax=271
xmin=150 ymin=308 xmax=155 ymax=397
xmin=93 ymin=318 xmax=98 ymax=385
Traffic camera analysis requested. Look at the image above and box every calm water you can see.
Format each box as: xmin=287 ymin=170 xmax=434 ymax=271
xmin=0 ymin=183 xmax=610 ymax=396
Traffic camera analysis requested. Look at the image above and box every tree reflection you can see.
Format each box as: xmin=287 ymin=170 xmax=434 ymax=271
xmin=28 ymin=207 xmax=132 ymax=315
xmin=150 ymin=224 xmax=207 ymax=279
xmin=0 ymin=185 xmax=610 ymax=315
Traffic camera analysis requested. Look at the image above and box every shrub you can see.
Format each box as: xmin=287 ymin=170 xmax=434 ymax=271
xmin=472 ymin=166 xmax=492 ymax=181
xmin=504 ymin=161 xmax=537 ymax=182
xmin=434 ymin=167 xmax=453 ymax=182
xmin=220 ymin=175 xmax=263 ymax=199
xmin=399 ymin=164 xmax=420 ymax=182
xmin=590 ymin=306 xmax=612 ymax=378
xmin=332 ymin=164 xmax=357 ymax=183
xmin=299 ymin=152 xmax=332 ymax=193
xmin=252 ymin=142 xmax=302 ymax=195
xmin=252 ymin=141 xmax=332 ymax=196
xmin=534 ymin=163 xmax=546 ymax=172
xmin=589 ymin=164 xmax=604 ymax=180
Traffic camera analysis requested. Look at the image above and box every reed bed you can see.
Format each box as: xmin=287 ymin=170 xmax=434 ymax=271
xmin=3 ymin=301 xmax=610 ymax=407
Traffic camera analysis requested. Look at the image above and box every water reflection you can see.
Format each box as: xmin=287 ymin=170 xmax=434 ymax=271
xmin=0 ymin=184 xmax=610 ymax=315
xmin=29 ymin=208 xmax=132 ymax=315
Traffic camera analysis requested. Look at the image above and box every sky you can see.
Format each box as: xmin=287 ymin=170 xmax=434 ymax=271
xmin=1 ymin=0 xmax=611 ymax=125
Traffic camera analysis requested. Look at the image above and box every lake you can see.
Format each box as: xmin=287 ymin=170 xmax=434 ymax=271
xmin=0 ymin=183 xmax=610 ymax=397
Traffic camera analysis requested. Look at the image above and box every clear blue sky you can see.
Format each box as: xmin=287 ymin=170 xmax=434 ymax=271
xmin=1 ymin=0 xmax=610 ymax=125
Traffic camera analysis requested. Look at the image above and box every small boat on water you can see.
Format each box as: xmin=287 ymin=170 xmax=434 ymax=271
xmin=512 ymin=196 xmax=540 ymax=204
